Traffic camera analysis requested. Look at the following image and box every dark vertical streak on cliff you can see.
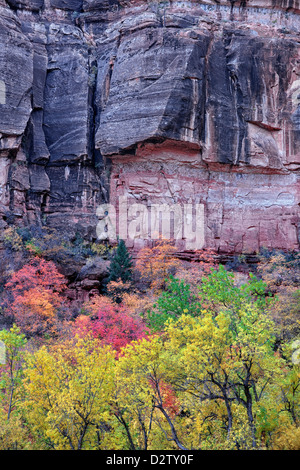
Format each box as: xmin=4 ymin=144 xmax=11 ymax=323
xmin=87 ymin=54 xmax=98 ymax=166
xmin=224 ymin=31 xmax=249 ymax=165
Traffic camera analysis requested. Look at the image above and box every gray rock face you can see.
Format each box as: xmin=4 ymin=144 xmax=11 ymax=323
xmin=50 ymin=0 xmax=83 ymax=11
xmin=0 ymin=7 xmax=33 ymax=140
xmin=6 ymin=0 xmax=44 ymax=11
xmin=43 ymin=24 xmax=90 ymax=164
xmin=96 ymin=27 xmax=210 ymax=155
xmin=95 ymin=9 xmax=299 ymax=171
xmin=82 ymin=0 xmax=120 ymax=11
xmin=0 ymin=0 xmax=299 ymax=255
xmin=204 ymin=32 xmax=299 ymax=167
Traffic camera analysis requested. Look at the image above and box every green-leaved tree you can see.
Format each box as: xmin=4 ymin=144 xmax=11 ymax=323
xmin=107 ymin=240 xmax=133 ymax=285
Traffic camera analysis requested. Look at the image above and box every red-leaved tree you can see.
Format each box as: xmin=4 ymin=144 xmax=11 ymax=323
xmin=75 ymin=295 xmax=149 ymax=354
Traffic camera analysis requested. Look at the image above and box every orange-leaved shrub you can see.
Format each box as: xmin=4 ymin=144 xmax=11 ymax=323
xmin=3 ymin=257 xmax=66 ymax=337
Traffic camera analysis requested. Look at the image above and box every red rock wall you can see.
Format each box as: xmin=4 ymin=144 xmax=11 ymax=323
xmin=108 ymin=140 xmax=299 ymax=254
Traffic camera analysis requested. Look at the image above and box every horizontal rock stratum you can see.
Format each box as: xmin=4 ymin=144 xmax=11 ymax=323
xmin=0 ymin=0 xmax=299 ymax=255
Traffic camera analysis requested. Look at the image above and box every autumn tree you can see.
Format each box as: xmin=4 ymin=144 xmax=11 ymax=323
xmin=76 ymin=295 xmax=149 ymax=354
xmin=256 ymin=250 xmax=300 ymax=344
xmin=0 ymin=325 xmax=27 ymax=420
xmin=175 ymin=249 xmax=218 ymax=291
xmin=115 ymin=335 xmax=186 ymax=450
xmin=3 ymin=257 xmax=67 ymax=337
xmin=257 ymin=250 xmax=300 ymax=292
xmin=135 ymin=240 xmax=180 ymax=291
xmin=106 ymin=279 xmax=132 ymax=304
xmin=0 ymin=325 xmax=31 ymax=449
xmin=0 ymin=406 xmax=31 ymax=450
xmin=23 ymin=337 xmax=115 ymax=450
xmin=164 ymin=303 xmax=289 ymax=450
xmin=5 ymin=257 xmax=66 ymax=298
xmin=278 ymin=340 xmax=300 ymax=426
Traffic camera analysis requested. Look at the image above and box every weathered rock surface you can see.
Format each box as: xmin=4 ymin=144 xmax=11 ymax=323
xmin=0 ymin=0 xmax=299 ymax=257
xmin=6 ymin=0 xmax=44 ymax=12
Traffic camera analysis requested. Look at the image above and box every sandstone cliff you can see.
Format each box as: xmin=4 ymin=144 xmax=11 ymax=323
xmin=0 ymin=0 xmax=299 ymax=256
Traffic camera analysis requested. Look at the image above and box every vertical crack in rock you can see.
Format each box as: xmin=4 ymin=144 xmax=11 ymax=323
xmin=224 ymin=31 xmax=249 ymax=165
xmin=87 ymin=55 xmax=98 ymax=164
xmin=87 ymin=50 xmax=111 ymax=205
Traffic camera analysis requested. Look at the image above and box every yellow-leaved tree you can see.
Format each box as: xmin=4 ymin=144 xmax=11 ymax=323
xmin=0 ymin=325 xmax=32 ymax=449
xmin=23 ymin=337 xmax=116 ymax=450
xmin=164 ymin=306 xmax=290 ymax=450
xmin=114 ymin=335 xmax=186 ymax=450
